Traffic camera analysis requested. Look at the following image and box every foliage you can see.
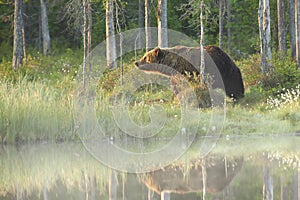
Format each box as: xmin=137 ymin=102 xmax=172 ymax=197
xmin=0 ymin=47 xmax=81 ymax=83
xmin=237 ymin=52 xmax=300 ymax=98
xmin=0 ymin=50 xmax=299 ymax=143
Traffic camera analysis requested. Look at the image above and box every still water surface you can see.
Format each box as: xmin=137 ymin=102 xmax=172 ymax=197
xmin=0 ymin=136 xmax=299 ymax=200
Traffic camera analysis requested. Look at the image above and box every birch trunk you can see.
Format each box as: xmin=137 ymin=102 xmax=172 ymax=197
xmin=106 ymin=0 xmax=117 ymax=69
xmin=145 ymin=0 xmax=151 ymax=51
xmin=219 ymin=0 xmax=224 ymax=49
xmin=87 ymin=0 xmax=92 ymax=74
xmin=200 ymin=0 xmax=205 ymax=84
xmin=12 ymin=0 xmax=23 ymax=70
xmin=138 ymin=0 xmax=144 ymax=49
xmin=259 ymin=0 xmax=266 ymax=74
xmin=40 ymin=0 xmax=50 ymax=55
xmin=83 ymin=0 xmax=87 ymax=90
xmin=263 ymin=0 xmax=272 ymax=72
xmin=157 ymin=0 xmax=168 ymax=48
xmin=227 ymin=0 xmax=231 ymax=53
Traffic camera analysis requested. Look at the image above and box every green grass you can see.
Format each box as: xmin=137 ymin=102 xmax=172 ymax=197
xmin=0 ymin=79 xmax=76 ymax=143
xmin=0 ymin=49 xmax=299 ymax=144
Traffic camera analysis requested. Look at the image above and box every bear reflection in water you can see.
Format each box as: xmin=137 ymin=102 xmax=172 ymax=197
xmin=135 ymin=46 xmax=245 ymax=100
xmin=140 ymin=155 xmax=243 ymax=195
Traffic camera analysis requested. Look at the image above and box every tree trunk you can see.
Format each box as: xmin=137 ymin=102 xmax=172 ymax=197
xmin=157 ymin=0 xmax=168 ymax=48
xmin=200 ymin=0 xmax=205 ymax=84
xmin=138 ymin=0 xmax=144 ymax=49
xmin=40 ymin=0 xmax=50 ymax=55
xmin=227 ymin=0 xmax=231 ymax=53
xmin=145 ymin=0 xmax=151 ymax=51
xmin=115 ymin=0 xmax=124 ymax=85
xmin=289 ymin=0 xmax=296 ymax=59
xmin=106 ymin=0 xmax=117 ymax=69
xmin=12 ymin=0 xmax=23 ymax=70
xmin=277 ymin=0 xmax=287 ymax=56
xmin=263 ymin=0 xmax=272 ymax=73
xmin=22 ymin=9 xmax=26 ymax=63
xmin=219 ymin=0 xmax=224 ymax=49
xmin=295 ymin=0 xmax=300 ymax=69
xmin=83 ymin=0 xmax=87 ymax=90
xmin=259 ymin=0 xmax=266 ymax=73
xmin=87 ymin=0 xmax=92 ymax=74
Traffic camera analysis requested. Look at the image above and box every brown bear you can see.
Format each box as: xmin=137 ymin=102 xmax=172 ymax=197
xmin=135 ymin=45 xmax=244 ymax=99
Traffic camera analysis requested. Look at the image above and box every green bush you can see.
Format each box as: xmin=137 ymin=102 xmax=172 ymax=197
xmin=237 ymin=53 xmax=300 ymax=98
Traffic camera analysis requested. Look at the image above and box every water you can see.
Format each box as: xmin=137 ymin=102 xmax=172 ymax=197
xmin=0 ymin=136 xmax=299 ymax=200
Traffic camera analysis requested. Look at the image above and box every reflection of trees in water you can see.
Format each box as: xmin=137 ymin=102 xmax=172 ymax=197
xmin=1 ymin=141 xmax=300 ymax=199
xmin=139 ymin=154 xmax=243 ymax=199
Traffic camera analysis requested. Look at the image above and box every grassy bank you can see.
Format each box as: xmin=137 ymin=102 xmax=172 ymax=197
xmin=0 ymin=50 xmax=299 ymax=144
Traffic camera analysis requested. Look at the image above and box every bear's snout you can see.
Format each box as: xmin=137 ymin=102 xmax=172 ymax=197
xmin=134 ymin=61 xmax=139 ymax=66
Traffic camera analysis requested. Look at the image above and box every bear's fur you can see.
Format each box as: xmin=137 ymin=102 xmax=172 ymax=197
xmin=135 ymin=45 xmax=244 ymax=99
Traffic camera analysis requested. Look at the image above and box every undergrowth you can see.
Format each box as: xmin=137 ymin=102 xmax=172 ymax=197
xmin=0 ymin=49 xmax=299 ymax=143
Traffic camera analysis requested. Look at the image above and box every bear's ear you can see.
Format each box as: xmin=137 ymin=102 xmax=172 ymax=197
xmin=153 ymin=47 xmax=161 ymax=56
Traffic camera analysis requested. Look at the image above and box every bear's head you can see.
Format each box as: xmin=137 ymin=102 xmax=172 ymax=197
xmin=135 ymin=47 xmax=161 ymax=67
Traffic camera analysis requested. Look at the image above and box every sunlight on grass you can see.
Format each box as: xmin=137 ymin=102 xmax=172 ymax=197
xmin=0 ymin=79 xmax=75 ymax=143
xmin=0 ymin=77 xmax=299 ymax=144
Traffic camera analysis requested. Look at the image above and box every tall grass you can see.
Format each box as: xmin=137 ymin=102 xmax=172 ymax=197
xmin=0 ymin=49 xmax=300 ymax=143
xmin=0 ymin=79 xmax=75 ymax=143
xmin=0 ymin=77 xmax=299 ymax=144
